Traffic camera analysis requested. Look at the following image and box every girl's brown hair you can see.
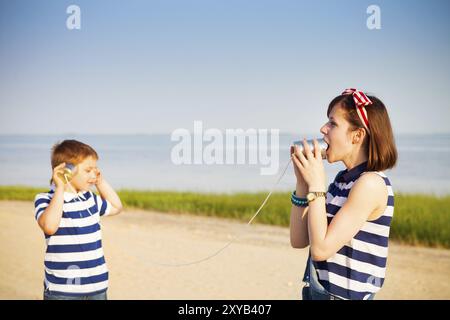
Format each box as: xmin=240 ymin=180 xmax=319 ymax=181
xmin=327 ymin=94 xmax=398 ymax=171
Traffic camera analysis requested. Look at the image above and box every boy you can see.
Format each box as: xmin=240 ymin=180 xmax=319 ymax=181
xmin=34 ymin=139 xmax=123 ymax=300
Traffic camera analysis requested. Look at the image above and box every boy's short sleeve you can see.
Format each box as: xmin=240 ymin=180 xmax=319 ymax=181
xmin=34 ymin=193 xmax=52 ymax=221
xmin=93 ymin=193 xmax=112 ymax=217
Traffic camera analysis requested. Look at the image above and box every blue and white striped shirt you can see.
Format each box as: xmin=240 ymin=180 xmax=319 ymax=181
xmin=313 ymin=161 xmax=394 ymax=300
xmin=34 ymin=189 xmax=111 ymax=297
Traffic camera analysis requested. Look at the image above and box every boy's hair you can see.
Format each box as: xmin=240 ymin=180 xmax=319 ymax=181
xmin=51 ymin=139 xmax=98 ymax=169
xmin=327 ymin=94 xmax=398 ymax=172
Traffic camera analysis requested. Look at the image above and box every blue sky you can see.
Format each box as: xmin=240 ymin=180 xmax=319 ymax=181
xmin=1 ymin=0 xmax=449 ymax=134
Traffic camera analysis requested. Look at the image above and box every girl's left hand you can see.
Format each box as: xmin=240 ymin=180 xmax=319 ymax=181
xmin=291 ymin=139 xmax=327 ymax=192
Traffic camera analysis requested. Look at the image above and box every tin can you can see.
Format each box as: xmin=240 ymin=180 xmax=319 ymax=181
xmin=57 ymin=163 xmax=75 ymax=184
xmin=291 ymin=138 xmax=328 ymax=159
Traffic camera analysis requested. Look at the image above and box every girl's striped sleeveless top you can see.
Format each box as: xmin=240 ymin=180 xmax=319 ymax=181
xmin=313 ymin=161 xmax=394 ymax=300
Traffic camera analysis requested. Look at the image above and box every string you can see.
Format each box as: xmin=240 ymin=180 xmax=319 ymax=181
xmin=107 ymin=158 xmax=293 ymax=267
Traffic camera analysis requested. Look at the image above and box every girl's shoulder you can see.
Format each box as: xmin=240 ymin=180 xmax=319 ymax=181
xmin=359 ymin=171 xmax=388 ymax=186
xmin=360 ymin=171 xmax=391 ymax=187
xmin=356 ymin=171 xmax=390 ymax=204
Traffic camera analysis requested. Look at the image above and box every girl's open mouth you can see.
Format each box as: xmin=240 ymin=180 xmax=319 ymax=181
xmin=323 ymin=138 xmax=330 ymax=150
xmin=324 ymin=139 xmax=330 ymax=156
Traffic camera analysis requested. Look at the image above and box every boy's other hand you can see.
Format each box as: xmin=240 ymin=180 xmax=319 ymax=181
xmin=94 ymin=168 xmax=104 ymax=186
xmin=53 ymin=163 xmax=66 ymax=189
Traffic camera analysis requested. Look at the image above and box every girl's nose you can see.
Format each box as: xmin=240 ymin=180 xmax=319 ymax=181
xmin=320 ymin=124 xmax=328 ymax=135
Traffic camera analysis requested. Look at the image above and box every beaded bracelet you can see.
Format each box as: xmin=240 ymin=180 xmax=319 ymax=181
xmin=291 ymin=190 xmax=309 ymax=207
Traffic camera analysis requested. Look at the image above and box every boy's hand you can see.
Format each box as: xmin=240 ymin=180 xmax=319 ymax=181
xmin=94 ymin=168 xmax=104 ymax=186
xmin=93 ymin=168 xmax=123 ymax=216
xmin=52 ymin=163 xmax=67 ymax=189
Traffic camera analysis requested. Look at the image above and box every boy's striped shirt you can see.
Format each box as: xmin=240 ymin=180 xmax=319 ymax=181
xmin=34 ymin=189 xmax=111 ymax=296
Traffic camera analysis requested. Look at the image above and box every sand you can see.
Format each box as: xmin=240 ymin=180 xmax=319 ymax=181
xmin=0 ymin=200 xmax=449 ymax=300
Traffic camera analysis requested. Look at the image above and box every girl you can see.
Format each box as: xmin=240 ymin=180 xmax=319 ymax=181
xmin=289 ymin=88 xmax=397 ymax=300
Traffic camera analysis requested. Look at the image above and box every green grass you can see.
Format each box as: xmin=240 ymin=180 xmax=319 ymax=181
xmin=391 ymin=193 xmax=450 ymax=248
xmin=1 ymin=186 xmax=449 ymax=249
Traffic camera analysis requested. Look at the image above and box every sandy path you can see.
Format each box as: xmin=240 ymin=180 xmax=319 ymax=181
xmin=0 ymin=201 xmax=449 ymax=300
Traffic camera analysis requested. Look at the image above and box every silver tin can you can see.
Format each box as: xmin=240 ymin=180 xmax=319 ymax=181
xmin=291 ymin=138 xmax=328 ymax=159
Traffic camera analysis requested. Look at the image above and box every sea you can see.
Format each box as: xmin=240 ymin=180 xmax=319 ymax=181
xmin=1 ymin=133 xmax=449 ymax=195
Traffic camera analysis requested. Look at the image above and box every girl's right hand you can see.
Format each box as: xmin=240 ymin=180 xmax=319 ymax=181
xmin=291 ymin=146 xmax=308 ymax=194
xmin=52 ymin=163 xmax=66 ymax=189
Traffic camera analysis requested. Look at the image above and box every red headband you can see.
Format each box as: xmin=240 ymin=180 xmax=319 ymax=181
xmin=342 ymin=88 xmax=372 ymax=134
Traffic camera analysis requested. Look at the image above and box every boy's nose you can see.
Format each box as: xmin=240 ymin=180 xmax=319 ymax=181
xmin=320 ymin=124 xmax=327 ymax=134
